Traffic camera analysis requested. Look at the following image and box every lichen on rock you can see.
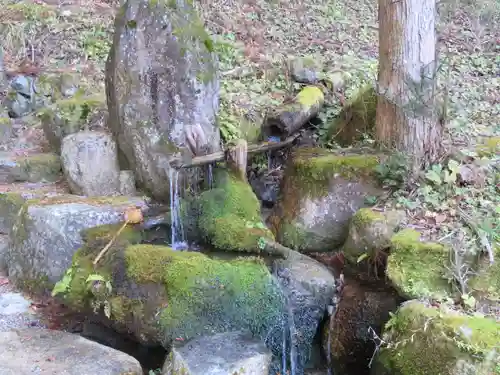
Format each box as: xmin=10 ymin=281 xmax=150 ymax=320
xmin=372 ymin=300 xmax=500 ymax=375
xmin=386 ymin=229 xmax=451 ymax=300
xmin=268 ymin=147 xmax=383 ymax=253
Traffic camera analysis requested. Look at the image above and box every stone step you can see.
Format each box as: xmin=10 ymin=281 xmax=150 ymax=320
xmin=0 ymin=152 xmax=62 ymax=184
xmin=0 ymin=181 xmax=70 ymax=235
xmin=0 ymin=328 xmax=143 ymax=375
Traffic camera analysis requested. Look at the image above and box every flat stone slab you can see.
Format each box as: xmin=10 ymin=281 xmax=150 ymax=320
xmin=0 ymin=152 xmax=62 ymax=184
xmin=162 ymin=331 xmax=271 ymax=375
xmin=0 ymin=328 xmax=143 ymax=375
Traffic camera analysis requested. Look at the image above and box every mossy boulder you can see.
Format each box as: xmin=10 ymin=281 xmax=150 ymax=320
xmin=58 ymin=225 xmax=285 ymax=347
xmin=38 ymin=94 xmax=107 ymax=153
xmin=469 ymin=246 xmax=500 ymax=315
xmin=195 ymin=170 xmax=274 ymax=252
xmin=0 ymin=153 xmax=62 ymax=183
xmin=476 ymin=136 xmax=500 ymax=158
xmin=106 ymin=0 xmax=220 ymax=202
xmin=267 ymin=147 xmax=384 ymax=253
xmin=371 ymin=300 xmax=500 ymax=375
xmin=326 ymin=85 xmax=377 ymax=147
xmin=342 ymin=208 xmax=406 ymax=266
xmin=386 ymin=229 xmax=451 ymax=300
xmin=7 ymin=194 xmax=147 ymax=293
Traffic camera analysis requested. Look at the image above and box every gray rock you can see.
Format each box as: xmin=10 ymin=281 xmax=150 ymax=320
xmin=290 ymin=56 xmax=323 ymax=84
xmin=0 ymin=182 xmax=69 ymax=234
xmin=162 ymin=331 xmax=272 ymax=375
xmin=106 ymin=0 xmax=220 ymax=202
xmin=7 ymin=195 xmax=148 ymax=288
xmin=0 ymin=328 xmax=143 ymax=375
xmin=0 ymin=234 xmax=8 ymax=272
xmin=0 ymin=152 xmax=62 ymax=184
xmin=272 ymin=254 xmax=337 ymax=375
xmin=3 ymin=75 xmax=46 ymax=118
xmin=119 ymin=170 xmax=136 ymax=195
xmin=61 ymin=131 xmax=121 ymax=196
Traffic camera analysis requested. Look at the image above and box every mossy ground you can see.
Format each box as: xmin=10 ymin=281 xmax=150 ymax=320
xmin=376 ymin=300 xmax=500 ymax=375
xmin=386 ymin=229 xmax=451 ymax=300
xmin=196 ymin=170 xmax=274 ymax=252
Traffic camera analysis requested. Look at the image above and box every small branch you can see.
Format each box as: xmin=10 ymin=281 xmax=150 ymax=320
xmin=93 ymin=221 xmax=129 ymax=266
xmin=170 ymin=134 xmax=300 ymax=169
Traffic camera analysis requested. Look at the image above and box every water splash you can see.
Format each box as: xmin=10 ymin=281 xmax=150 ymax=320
xmin=169 ymin=168 xmax=188 ymax=250
xmin=207 ymin=163 xmax=213 ymax=189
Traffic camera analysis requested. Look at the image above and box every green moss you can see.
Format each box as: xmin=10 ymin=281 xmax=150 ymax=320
xmin=376 ymin=301 xmax=500 ymax=375
xmin=469 ymin=246 xmax=500 ymax=300
xmin=197 ymin=171 xmax=273 ymax=252
xmin=25 ymin=194 xmax=133 ymax=207
xmin=124 ymin=244 xmax=284 ymax=340
xmin=13 ymin=153 xmax=61 ymax=182
xmin=296 ymin=86 xmax=324 ymax=107
xmin=38 ymin=94 xmax=106 ymax=151
xmin=351 ymin=207 xmax=385 ymax=228
xmin=476 ymin=136 xmax=500 ymax=158
xmin=326 ymin=85 xmax=377 ymax=146
xmin=387 ymin=229 xmax=451 ymax=299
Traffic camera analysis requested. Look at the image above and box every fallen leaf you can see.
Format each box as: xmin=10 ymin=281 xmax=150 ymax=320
xmin=435 ymin=214 xmax=447 ymax=224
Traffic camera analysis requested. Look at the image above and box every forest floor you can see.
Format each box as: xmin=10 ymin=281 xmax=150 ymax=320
xmin=0 ymin=0 xmax=499 ymax=308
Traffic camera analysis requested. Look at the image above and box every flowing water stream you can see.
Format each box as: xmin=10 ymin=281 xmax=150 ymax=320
xmin=168 ymin=168 xmax=188 ymax=250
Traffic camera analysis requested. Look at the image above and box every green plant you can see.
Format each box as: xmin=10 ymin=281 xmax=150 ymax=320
xmin=375 ymin=153 xmax=409 ymax=188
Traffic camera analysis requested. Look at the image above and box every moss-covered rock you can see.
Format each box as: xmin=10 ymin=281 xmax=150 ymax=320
xmin=476 ymin=136 xmax=500 ymax=158
xmin=326 ymin=85 xmax=377 ymax=146
xmin=342 ymin=208 xmax=405 ymax=266
xmin=267 ymin=147 xmax=384 ymax=253
xmin=59 ymin=227 xmax=285 ymax=346
xmin=469 ymin=246 xmax=500 ymax=315
xmin=386 ymin=229 xmax=451 ymax=300
xmin=196 ymin=170 xmax=274 ymax=252
xmin=372 ymin=300 xmax=500 ymax=375
xmin=7 ymin=194 xmax=147 ymax=291
xmin=0 ymin=153 xmax=62 ymax=183
xmin=38 ymin=94 xmax=107 ymax=153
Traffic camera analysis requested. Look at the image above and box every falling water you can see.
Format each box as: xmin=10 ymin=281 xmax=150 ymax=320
xmin=207 ymin=164 xmax=213 ymax=189
xmin=286 ymin=302 xmax=298 ymax=375
xmin=169 ymin=168 xmax=188 ymax=250
xmin=281 ymin=318 xmax=287 ymax=375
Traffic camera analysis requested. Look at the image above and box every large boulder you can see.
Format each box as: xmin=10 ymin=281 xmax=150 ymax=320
xmin=267 ymin=148 xmax=384 ymax=253
xmin=54 ymin=225 xmax=285 ymax=347
xmin=7 ymin=194 xmax=148 ymax=291
xmin=371 ymin=300 xmax=500 ymax=375
xmin=162 ymin=331 xmax=272 ymax=375
xmin=105 ymin=0 xmax=220 ymax=202
xmin=61 ymin=131 xmax=121 ymax=196
xmin=0 ymin=328 xmax=143 ymax=375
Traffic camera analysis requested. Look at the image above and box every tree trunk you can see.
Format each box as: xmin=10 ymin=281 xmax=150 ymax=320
xmin=376 ymin=0 xmax=443 ymax=173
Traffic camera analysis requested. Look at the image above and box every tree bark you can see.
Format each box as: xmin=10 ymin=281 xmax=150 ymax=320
xmin=376 ymin=0 xmax=443 ymax=173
